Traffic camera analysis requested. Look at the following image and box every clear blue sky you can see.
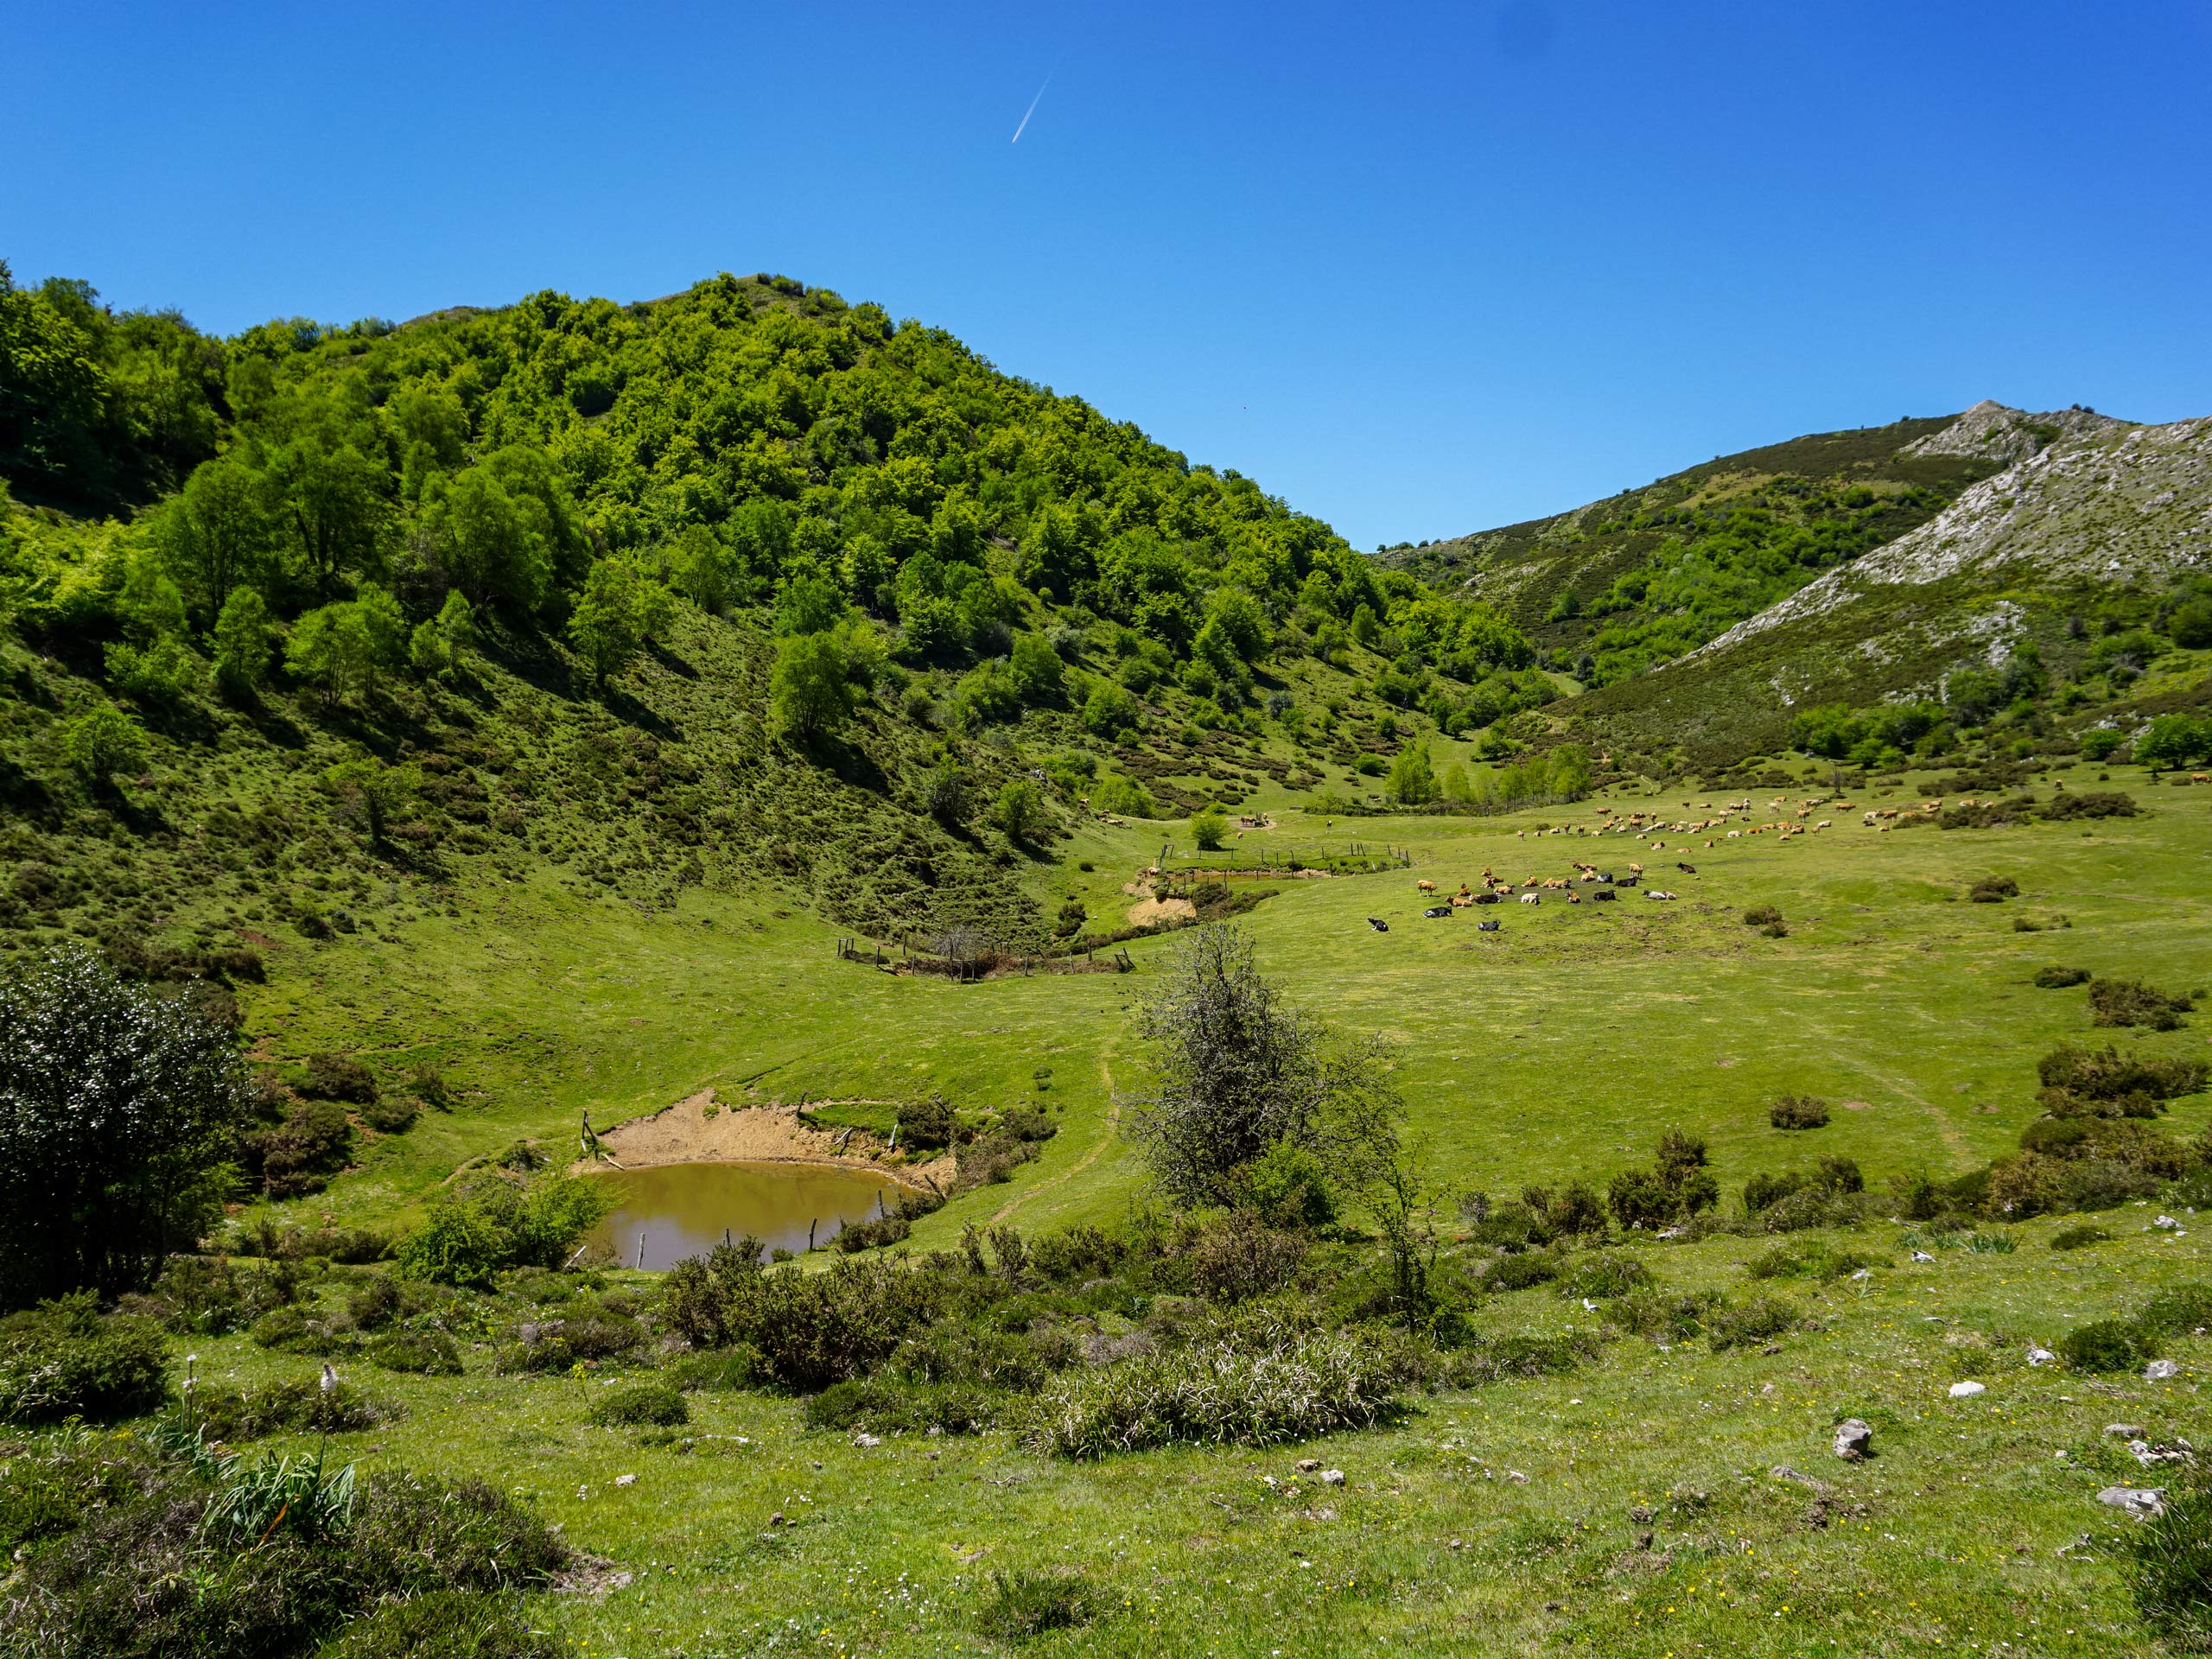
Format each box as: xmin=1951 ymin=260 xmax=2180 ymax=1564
xmin=8 ymin=1 xmax=2208 ymax=549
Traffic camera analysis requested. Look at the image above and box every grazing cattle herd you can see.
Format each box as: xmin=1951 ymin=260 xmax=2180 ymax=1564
xmin=1363 ymin=787 xmax=1916 ymax=936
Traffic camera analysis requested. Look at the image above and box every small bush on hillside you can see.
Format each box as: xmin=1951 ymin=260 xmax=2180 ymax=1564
xmin=2042 ymin=790 xmax=2139 ymax=820
xmin=241 ymin=1096 xmax=354 ymax=1199
xmin=2050 ymin=1224 xmax=2113 ymax=1249
xmin=835 ymin=1215 xmax=912 ymax=1253
xmin=302 ymin=1052 xmax=379 ymax=1103
xmin=2035 ymin=965 xmax=2093 ymax=988
xmin=804 ymin=1376 xmax=997 ymax=1436
xmin=1185 ymin=1215 xmax=1306 ymax=1304
xmin=1483 ymin=1253 xmax=1559 ymax=1294
xmin=1608 ymin=1133 xmax=1719 ymax=1230
xmin=1609 ymin=1289 xmax=1720 ymax=1344
xmin=2040 ymin=1044 xmax=2208 ymax=1105
xmin=359 ymin=1096 xmax=420 ymax=1135
xmin=1747 ymin=1243 xmax=1873 ymax=1282
xmin=1557 ymin=1254 xmax=1652 ymax=1299
xmin=1707 ymin=1294 xmax=1799 ymax=1351
xmin=899 ymin=1093 xmax=958 ymax=1151
xmin=2059 ymin=1319 xmax=2141 ymax=1373
xmin=322 ymin=1592 xmax=558 ymax=1659
xmin=1770 ymin=1095 xmax=1830 ymax=1129
xmin=494 ymin=1305 xmax=646 ymax=1374
xmin=398 ymin=1173 xmax=614 ymax=1288
xmin=1438 ymin=1332 xmax=1598 ymax=1385
xmin=1987 ymin=1152 xmax=2169 ymax=1217
xmin=1027 ymin=1328 xmax=1408 ymax=1458
xmin=668 ymin=1345 xmax=763 ymax=1391
xmin=974 ymin=1568 xmax=1102 ymax=1641
xmin=661 ymin=1247 xmax=943 ymax=1389
xmin=2089 ymin=978 xmax=2196 ymax=1031
xmin=190 ymin=1376 xmax=395 ymax=1440
xmin=1968 ymin=874 xmax=2019 ymax=903
xmin=1235 ymin=1141 xmax=1338 ymax=1229
xmin=136 ymin=1255 xmax=293 ymax=1336
xmin=2122 ymin=1465 xmax=2212 ymax=1651
xmin=2137 ymin=1283 xmax=2212 ymax=1341
xmin=365 ymin=1329 xmax=462 ymax=1374
xmin=0 ymin=1295 xmax=169 ymax=1424
xmin=586 ymin=1384 xmax=688 ymax=1428
xmin=1027 ymin=1224 xmax=1129 ymax=1285
xmin=1742 ymin=905 xmax=1783 ymax=927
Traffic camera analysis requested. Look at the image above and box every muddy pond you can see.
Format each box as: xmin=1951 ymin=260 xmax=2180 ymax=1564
xmin=586 ymin=1161 xmax=899 ymax=1269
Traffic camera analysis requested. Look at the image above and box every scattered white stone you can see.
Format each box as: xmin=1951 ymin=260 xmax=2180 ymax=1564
xmin=2156 ymin=1216 xmax=2181 ymax=1230
xmin=1949 ymin=1381 xmax=1986 ymax=1398
xmin=1319 ymin=1469 xmax=1345 ymax=1487
xmin=613 ymin=1473 xmax=637 ymax=1488
xmin=1833 ymin=1419 xmax=1873 ymax=1461
xmin=2098 ymin=1486 xmax=2167 ymax=1516
xmin=2132 ymin=1440 xmax=2190 ymax=1468
xmin=2026 ymin=1346 xmax=2057 ymax=1366
xmin=1912 ymin=1250 xmax=1936 ymax=1263
xmin=1295 ymin=1459 xmax=1321 ymax=1474
xmin=1850 ymin=1268 xmax=1872 ymax=1281
xmin=2146 ymin=1359 xmax=2181 ymax=1382
xmin=1507 ymin=1469 xmax=1529 ymax=1484
xmin=854 ymin=1433 xmax=881 ymax=1447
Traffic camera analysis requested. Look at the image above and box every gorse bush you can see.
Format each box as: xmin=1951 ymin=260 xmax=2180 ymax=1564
xmin=2035 ymin=965 xmax=2092 ymax=988
xmin=1608 ymin=1131 xmax=1719 ymax=1230
xmin=586 ymin=1383 xmax=688 ymax=1428
xmin=2058 ymin=1319 xmax=2140 ymax=1373
xmin=2049 ymin=1224 xmax=2113 ymax=1250
xmin=322 ymin=1592 xmax=559 ymax=1659
xmin=662 ymin=1246 xmax=942 ymax=1389
xmin=189 ymin=1375 xmax=396 ymax=1441
xmin=1027 ymin=1326 xmax=1408 ymax=1458
xmin=2088 ymin=978 xmax=2196 ymax=1031
xmin=1769 ymin=1094 xmax=1830 ymax=1130
xmin=1482 ymin=1252 xmax=1559 ymax=1294
xmin=398 ymin=1172 xmax=613 ymax=1288
xmin=1707 ymin=1294 xmax=1798 ymax=1351
xmin=1557 ymin=1253 xmax=1653 ymax=1299
xmin=0 ymin=1294 xmax=169 ymax=1424
xmin=804 ymin=1376 xmax=998 ymax=1437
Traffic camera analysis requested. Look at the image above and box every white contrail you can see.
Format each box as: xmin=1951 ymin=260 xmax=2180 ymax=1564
xmin=1011 ymin=73 xmax=1052 ymax=143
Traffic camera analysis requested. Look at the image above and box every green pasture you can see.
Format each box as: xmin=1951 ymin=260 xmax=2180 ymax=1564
xmin=181 ymin=1211 xmax=2212 ymax=1657
xmin=257 ymin=760 xmax=2212 ymax=1256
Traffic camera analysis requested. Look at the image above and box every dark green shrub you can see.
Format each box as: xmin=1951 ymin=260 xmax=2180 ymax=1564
xmin=1027 ymin=1224 xmax=1129 ymax=1284
xmin=667 ymin=1345 xmax=763 ymax=1391
xmin=1482 ymin=1252 xmax=1558 ymax=1293
xmin=1707 ymin=1294 xmax=1798 ymax=1351
xmin=2040 ymin=1044 xmax=2208 ymax=1103
xmin=1440 ymin=1332 xmax=1599 ymax=1383
xmin=2035 ymin=965 xmax=2093 ymax=988
xmin=1557 ymin=1254 xmax=1652 ymax=1299
xmin=899 ymin=1093 xmax=958 ymax=1151
xmin=359 ymin=1096 xmax=420 ymax=1135
xmin=1742 ymin=904 xmax=1783 ymax=927
xmin=2049 ymin=1224 xmax=2113 ymax=1249
xmin=974 ymin=1568 xmax=1101 ymax=1640
xmin=494 ymin=1305 xmax=645 ymax=1373
xmin=302 ymin=1053 xmax=379 ymax=1103
xmin=659 ymin=1249 xmax=942 ymax=1389
xmin=1185 ymin=1215 xmax=1306 ymax=1303
xmin=2041 ymin=790 xmax=2139 ymax=820
xmin=1770 ymin=1095 xmax=1830 ymax=1129
xmin=191 ymin=1375 xmax=394 ymax=1440
xmin=1747 ymin=1243 xmax=1872 ymax=1281
xmin=136 ymin=1255 xmax=292 ymax=1336
xmin=2137 ymin=1283 xmax=2212 ymax=1340
xmin=250 ymin=1303 xmax=353 ymax=1356
xmin=323 ymin=1592 xmax=558 ymax=1659
xmin=346 ymin=1274 xmax=406 ymax=1330
xmin=586 ymin=1384 xmax=688 ymax=1427
xmin=365 ymin=1330 xmax=462 ymax=1375
xmin=2089 ymin=978 xmax=2196 ymax=1031
xmin=397 ymin=1173 xmax=613 ymax=1288
xmin=835 ymin=1214 xmax=912 ymax=1253
xmin=999 ymin=1107 xmax=1058 ymax=1142
xmin=2123 ymin=1465 xmax=2212 ymax=1650
xmin=1986 ymin=1152 xmax=2168 ymax=1217
xmin=1968 ymin=874 xmax=2018 ymax=902
xmin=1608 ymin=1289 xmax=1719 ymax=1343
xmin=242 ymin=1097 xmax=355 ymax=1199
xmin=2058 ymin=1319 xmax=2140 ymax=1373
xmin=0 ymin=1295 xmax=169 ymax=1423
xmin=804 ymin=1376 xmax=997 ymax=1436
xmin=0 ymin=948 xmax=251 ymax=1306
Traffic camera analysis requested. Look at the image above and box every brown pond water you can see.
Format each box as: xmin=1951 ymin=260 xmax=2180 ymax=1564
xmin=585 ymin=1161 xmax=896 ymax=1270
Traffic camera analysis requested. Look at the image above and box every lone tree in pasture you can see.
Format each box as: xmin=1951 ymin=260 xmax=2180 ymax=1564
xmin=0 ymin=948 xmax=250 ymax=1306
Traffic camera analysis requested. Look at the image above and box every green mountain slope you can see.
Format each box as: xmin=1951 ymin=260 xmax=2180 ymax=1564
xmin=1379 ymin=401 xmax=2126 ymax=686
xmin=0 ymin=261 xmax=1548 ymax=980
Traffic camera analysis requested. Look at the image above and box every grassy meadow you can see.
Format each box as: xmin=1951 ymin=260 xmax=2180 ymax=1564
xmin=121 ymin=755 xmax=2204 ymax=1657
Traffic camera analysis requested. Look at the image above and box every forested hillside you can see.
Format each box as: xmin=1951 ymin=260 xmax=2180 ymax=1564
xmin=0 ymin=261 xmax=1545 ymax=963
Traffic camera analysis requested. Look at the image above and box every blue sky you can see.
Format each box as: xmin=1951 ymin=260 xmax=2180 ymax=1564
xmin=7 ymin=1 xmax=2208 ymax=550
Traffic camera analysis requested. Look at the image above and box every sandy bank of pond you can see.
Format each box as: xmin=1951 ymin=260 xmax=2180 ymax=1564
xmin=576 ymin=1090 xmax=953 ymax=1191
